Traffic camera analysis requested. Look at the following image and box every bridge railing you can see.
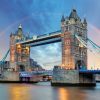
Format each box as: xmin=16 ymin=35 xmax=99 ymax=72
xmin=16 ymin=30 xmax=61 ymax=44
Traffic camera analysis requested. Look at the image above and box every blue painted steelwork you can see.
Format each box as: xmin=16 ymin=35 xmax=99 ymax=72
xmin=75 ymin=34 xmax=100 ymax=54
xmin=19 ymin=70 xmax=53 ymax=77
xmin=30 ymin=37 xmax=61 ymax=47
xmin=16 ymin=30 xmax=61 ymax=45
xmin=88 ymin=38 xmax=100 ymax=48
xmin=19 ymin=72 xmax=33 ymax=78
xmin=48 ymin=30 xmax=61 ymax=35
xmin=0 ymin=49 xmax=10 ymax=65
xmin=79 ymin=70 xmax=100 ymax=74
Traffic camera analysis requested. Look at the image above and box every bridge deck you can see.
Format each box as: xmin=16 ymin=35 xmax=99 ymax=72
xmin=79 ymin=70 xmax=100 ymax=74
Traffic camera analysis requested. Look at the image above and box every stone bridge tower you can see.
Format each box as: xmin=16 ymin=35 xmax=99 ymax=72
xmin=10 ymin=24 xmax=30 ymax=71
xmin=61 ymin=9 xmax=87 ymax=70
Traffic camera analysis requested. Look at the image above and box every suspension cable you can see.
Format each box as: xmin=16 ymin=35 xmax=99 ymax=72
xmin=0 ymin=49 xmax=10 ymax=65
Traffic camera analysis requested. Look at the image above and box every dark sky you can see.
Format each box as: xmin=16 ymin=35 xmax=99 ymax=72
xmin=0 ymin=0 xmax=100 ymax=69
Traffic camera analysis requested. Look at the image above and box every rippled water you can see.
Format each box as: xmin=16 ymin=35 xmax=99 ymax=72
xmin=0 ymin=82 xmax=100 ymax=100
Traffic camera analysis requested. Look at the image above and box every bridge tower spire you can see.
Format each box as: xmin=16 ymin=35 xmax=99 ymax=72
xmin=61 ymin=9 xmax=87 ymax=69
xmin=17 ymin=24 xmax=23 ymax=39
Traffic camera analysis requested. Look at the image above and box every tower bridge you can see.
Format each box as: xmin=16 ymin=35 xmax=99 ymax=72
xmin=0 ymin=9 xmax=100 ymax=86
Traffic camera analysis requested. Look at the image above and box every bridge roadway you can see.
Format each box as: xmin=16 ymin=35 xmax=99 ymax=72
xmin=19 ymin=70 xmax=100 ymax=78
xmin=79 ymin=70 xmax=100 ymax=74
xmin=16 ymin=31 xmax=61 ymax=47
xmin=19 ymin=70 xmax=53 ymax=77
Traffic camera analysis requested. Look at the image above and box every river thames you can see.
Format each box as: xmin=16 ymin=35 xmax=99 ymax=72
xmin=0 ymin=82 xmax=100 ymax=100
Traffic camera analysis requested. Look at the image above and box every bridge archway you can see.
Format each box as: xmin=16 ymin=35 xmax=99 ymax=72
xmin=19 ymin=65 xmax=25 ymax=71
xmin=75 ymin=60 xmax=86 ymax=70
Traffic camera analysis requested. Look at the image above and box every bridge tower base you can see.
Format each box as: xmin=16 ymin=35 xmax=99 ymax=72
xmin=51 ymin=68 xmax=96 ymax=86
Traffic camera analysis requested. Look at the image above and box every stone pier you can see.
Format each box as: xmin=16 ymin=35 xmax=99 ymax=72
xmin=51 ymin=67 xmax=96 ymax=86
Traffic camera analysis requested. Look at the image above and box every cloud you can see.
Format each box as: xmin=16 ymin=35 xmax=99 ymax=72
xmin=30 ymin=43 xmax=61 ymax=69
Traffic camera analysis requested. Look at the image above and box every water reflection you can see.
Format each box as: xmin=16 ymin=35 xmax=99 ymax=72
xmin=57 ymin=87 xmax=88 ymax=100
xmin=0 ymin=82 xmax=100 ymax=100
xmin=58 ymin=88 xmax=69 ymax=100
xmin=9 ymin=84 xmax=31 ymax=100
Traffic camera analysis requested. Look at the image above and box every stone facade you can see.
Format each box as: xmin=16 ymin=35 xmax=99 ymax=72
xmin=52 ymin=67 xmax=79 ymax=84
xmin=51 ymin=67 xmax=96 ymax=86
xmin=61 ymin=9 xmax=87 ymax=70
xmin=10 ymin=24 xmax=30 ymax=71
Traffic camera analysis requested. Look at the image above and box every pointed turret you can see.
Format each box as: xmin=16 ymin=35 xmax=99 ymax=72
xmin=69 ymin=9 xmax=80 ymax=21
xmin=10 ymin=32 xmax=13 ymax=37
xmin=83 ymin=18 xmax=87 ymax=28
xmin=61 ymin=15 xmax=65 ymax=22
xmin=18 ymin=24 xmax=22 ymax=29
xmin=83 ymin=18 xmax=87 ymax=25
xmin=18 ymin=24 xmax=23 ymax=37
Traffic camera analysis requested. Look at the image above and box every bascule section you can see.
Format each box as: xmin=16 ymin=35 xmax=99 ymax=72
xmin=10 ymin=24 xmax=30 ymax=72
xmin=61 ymin=9 xmax=87 ymax=70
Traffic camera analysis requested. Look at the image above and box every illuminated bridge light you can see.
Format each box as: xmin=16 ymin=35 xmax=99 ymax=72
xmin=17 ymin=44 xmax=21 ymax=48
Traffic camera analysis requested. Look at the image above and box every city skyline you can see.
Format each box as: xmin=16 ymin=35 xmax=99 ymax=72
xmin=0 ymin=0 xmax=100 ymax=69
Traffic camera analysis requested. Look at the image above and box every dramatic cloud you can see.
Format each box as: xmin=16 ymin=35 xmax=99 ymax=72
xmin=0 ymin=0 xmax=100 ymax=69
xmin=30 ymin=43 xmax=62 ymax=70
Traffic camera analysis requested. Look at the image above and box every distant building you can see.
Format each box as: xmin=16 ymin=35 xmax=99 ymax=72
xmin=30 ymin=58 xmax=44 ymax=71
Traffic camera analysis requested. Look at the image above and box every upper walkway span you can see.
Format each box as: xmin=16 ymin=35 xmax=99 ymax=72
xmin=16 ymin=30 xmax=61 ymax=47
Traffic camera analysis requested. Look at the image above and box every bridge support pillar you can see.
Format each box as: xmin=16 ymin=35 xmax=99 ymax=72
xmin=79 ymin=73 xmax=96 ymax=86
xmin=51 ymin=67 xmax=96 ymax=86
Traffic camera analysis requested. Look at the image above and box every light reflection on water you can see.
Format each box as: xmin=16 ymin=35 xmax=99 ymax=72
xmin=58 ymin=88 xmax=69 ymax=100
xmin=0 ymin=82 xmax=100 ymax=100
xmin=9 ymin=84 xmax=32 ymax=100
